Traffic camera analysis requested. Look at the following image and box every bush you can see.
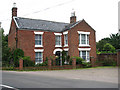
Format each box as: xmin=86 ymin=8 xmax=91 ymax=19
xmin=75 ymin=57 xmax=84 ymax=65
xmin=13 ymin=48 xmax=24 ymax=67
xmin=35 ymin=57 xmax=48 ymax=66
xmin=82 ymin=61 xmax=92 ymax=68
xmin=23 ymin=56 xmax=34 ymax=67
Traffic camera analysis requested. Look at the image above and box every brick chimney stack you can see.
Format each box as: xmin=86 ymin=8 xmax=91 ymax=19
xmin=12 ymin=3 xmax=17 ymax=17
xmin=70 ymin=9 xmax=76 ymax=23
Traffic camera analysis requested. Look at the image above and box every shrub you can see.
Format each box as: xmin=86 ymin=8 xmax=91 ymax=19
xmin=82 ymin=61 xmax=92 ymax=68
xmin=75 ymin=57 xmax=84 ymax=65
xmin=35 ymin=57 xmax=48 ymax=66
xmin=13 ymin=48 xmax=24 ymax=67
xmin=23 ymin=56 xmax=34 ymax=67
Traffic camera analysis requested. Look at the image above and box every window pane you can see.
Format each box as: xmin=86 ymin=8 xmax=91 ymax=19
xmin=55 ymin=36 xmax=61 ymax=45
xmin=35 ymin=35 xmax=38 ymax=40
xmin=82 ymin=51 xmax=86 ymax=60
xmin=87 ymin=51 xmax=90 ymax=61
xmin=81 ymin=34 xmax=86 ymax=44
xmin=35 ymin=52 xmax=43 ymax=63
xmin=64 ymin=34 xmax=68 ymax=45
xmin=87 ymin=35 xmax=89 ymax=45
xmin=79 ymin=34 xmax=80 ymax=44
xmin=35 ymin=34 xmax=42 ymax=45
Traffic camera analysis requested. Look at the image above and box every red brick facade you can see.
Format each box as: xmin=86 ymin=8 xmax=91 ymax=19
xmin=8 ymin=7 xmax=96 ymax=64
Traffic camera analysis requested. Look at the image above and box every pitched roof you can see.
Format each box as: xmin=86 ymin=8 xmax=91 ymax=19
xmin=13 ymin=17 xmax=82 ymax=32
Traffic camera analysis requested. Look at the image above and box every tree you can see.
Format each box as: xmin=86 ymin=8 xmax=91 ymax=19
xmin=96 ymin=33 xmax=120 ymax=52
xmin=1 ymin=28 xmax=11 ymax=66
xmin=13 ymin=48 xmax=24 ymax=67
xmin=103 ymin=43 xmax=116 ymax=53
xmin=109 ymin=33 xmax=120 ymax=49
xmin=96 ymin=37 xmax=110 ymax=51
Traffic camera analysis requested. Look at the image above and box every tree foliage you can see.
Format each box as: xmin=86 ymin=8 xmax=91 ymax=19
xmin=97 ymin=33 xmax=120 ymax=54
xmin=103 ymin=43 xmax=115 ymax=53
xmin=1 ymin=28 xmax=11 ymax=66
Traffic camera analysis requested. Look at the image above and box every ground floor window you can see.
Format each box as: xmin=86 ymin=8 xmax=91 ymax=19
xmin=79 ymin=51 xmax=90 ymax=62
xmin=35 ymin=52 xmax=43 ymax=64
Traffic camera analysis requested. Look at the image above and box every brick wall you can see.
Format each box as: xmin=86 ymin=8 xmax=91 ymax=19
xmin=68 ymin=20 xmax=96 ymax=58
xmin=8 ymin=19 xmax=17 ymax=49
xmin=97 ymin=53 xmax=117 ymax=61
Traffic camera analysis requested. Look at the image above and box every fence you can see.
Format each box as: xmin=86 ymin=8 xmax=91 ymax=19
xmin=96 ymin=49 xmax=120 ymax=66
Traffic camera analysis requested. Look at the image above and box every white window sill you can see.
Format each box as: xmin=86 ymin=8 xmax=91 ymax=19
xmin=79 ymin=44 xmax=90 ymax=47
xmin=35 ymin=62 xmax=43 ymax=65
xmin=55 ymin=45 xmax=62 ymax=47
xmin=86 ymin=60 xmax=90 ymax=62
xmin=35 ymin=45 xmax=43 ymax=47
xmin=64 ymin=45 xmax=68 ymax=47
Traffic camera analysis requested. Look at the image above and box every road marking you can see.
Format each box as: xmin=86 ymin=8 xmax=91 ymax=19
xmin=0 ymin=84 xmax=19 ymax=90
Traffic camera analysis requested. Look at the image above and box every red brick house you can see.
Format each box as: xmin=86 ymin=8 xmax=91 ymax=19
xmin=8 ymin=6 xmax=96 ymax=65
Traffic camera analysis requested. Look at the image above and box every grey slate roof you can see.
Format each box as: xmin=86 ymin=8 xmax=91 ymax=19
xmin=13 ymin=17 xmax=82 ymax=32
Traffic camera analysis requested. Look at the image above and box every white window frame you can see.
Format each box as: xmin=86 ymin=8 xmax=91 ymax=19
xmin=34 ymin=31 xmax=44 ymax=47
xmin=34 ymin=49 xmax=44 ymax=64
xmin=63 ymin=31 xmax=68 ymax=47
xmin=64 ymin=34 xmax=68 ymax=47
xmin=54 ymin=33 xmax=62 ymax=47
xmin=78 ymin=48 xmax=91 ymax=62
xmin=78 ymin=31 xmax=90 ymax=47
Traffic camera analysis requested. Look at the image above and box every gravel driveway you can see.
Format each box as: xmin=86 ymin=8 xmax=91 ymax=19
xmin=9 ymin=67 xmax=118 ymax=84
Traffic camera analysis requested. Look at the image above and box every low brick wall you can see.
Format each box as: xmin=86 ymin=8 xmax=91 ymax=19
xmin=97 ymin=53 xmax=117 ymax=61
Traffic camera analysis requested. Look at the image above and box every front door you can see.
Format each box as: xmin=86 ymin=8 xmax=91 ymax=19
xmin=55 ymin=51 xmax=62 ymax=66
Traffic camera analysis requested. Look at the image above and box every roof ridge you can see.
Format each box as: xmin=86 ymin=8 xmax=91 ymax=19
xmin=16 ymin=17 xmax=69 ymax=24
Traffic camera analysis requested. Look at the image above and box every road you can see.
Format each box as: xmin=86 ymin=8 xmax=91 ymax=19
xmin=2 ymin=68 xmax=118 ymax=89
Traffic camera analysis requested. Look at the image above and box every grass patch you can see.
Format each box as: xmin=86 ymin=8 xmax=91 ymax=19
xmin=2 ymin=66 xmax=117 ymax=72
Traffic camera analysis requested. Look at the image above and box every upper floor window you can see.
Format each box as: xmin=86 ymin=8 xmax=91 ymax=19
xmin=55 ymin=35 xmax=61 ymax=46
xmin=64 ymin=34 xmax=68 ymax=46
xmin=34 ymin=32 xmax=44 ymax=47
xmin=63 ymin=31 xmax=68 ymax=47
xmin=81 ymin=34 xmax=86 ymax=44
xmin=54 ymin=33 xmax=62 ymax=47
xmin=35 ymin=34 xmax=42 ymax=45
xmin=78 ymin=31 xmax=90 ymax=47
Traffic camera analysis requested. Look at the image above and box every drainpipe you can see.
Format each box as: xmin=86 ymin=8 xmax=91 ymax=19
xmin=15 ymin=28 xmax=18 ymax=48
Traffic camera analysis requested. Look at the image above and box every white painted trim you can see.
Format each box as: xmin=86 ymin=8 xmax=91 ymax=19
xmin=64 ymin=44 xmax=68 ymax=47
xmin=34 ymin=31 xmax=44 ymax=34
xmin=54 ymin=33 xmax=62 ymax=35
xmin=64 ymin=48 xmax=69 ymax=51
xmin=77 ymin=31 xmax=90 ymax=35
xmin=70 ymin=20 xmax=81 ymax=29
xmin=79 ymin=44 xmax=90 ymax=47
xmin=35 ymin=61 xmax=43 ymax=64
xmin=78 ymin=48 xmax=91 ymax=51
xmin=35 ymin=45 xmax=43 ymax=47
xmin=55 ymin=45 xmax=62 ymax=47
xmin=53 ymin=48 xmax=63 ymax=54
xmin=34 ymin=49 xmax=44 ymax=52
xmin=13 ymin=17 xmax=20 ymax=28
xmin=63 ymin=31 xmax=68 ymax=34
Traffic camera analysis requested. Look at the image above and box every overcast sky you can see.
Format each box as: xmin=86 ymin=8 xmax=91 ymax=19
xmin=0 ymin=0 xmax=119 ymax=42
